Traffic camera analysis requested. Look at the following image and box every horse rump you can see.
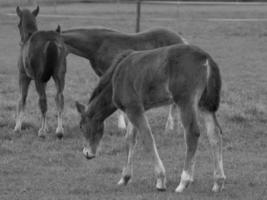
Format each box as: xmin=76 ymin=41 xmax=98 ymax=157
xmin=41 ymin=41 xmax=59 ymax=82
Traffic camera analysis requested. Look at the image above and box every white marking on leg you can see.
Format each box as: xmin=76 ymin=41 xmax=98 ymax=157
xmin=56 ymin=111 xmax=64 ymax=136
xmin=118 ymin=111 xmax=127 ymax=130
xmin=176 ymin=101 xmax=200 ymax=193
xmin=38 ymin=116 xmax=47 ymax=137
xmin=118 ymin=122 xmax=137 ymax=186
xmin=175 ymin=170 xmax=192 ymax=193
xmin=204 ymin=112 xmax=225 ymax=192
xmin=128 ymin=113 xmax=166 ymax=190
xmin=140 ymin=117 xmax=167 ymax=190
xmin=14 ymin=110 xmax=24 ymax=132
xmin=152 ymin=139 xmax=166 ymax=190
xmin=165 ymin=106 xmax=174 ymax=131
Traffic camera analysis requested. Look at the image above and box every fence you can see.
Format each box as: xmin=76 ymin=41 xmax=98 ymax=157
xmin=3 ymin=0 xmax=267 ymax=33
xmin=134 ymin=0 xmax=267 ymax=32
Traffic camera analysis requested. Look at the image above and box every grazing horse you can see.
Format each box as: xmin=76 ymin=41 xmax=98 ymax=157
xmin=14 ymin=6 xmax=67 ymax=138
xmin=75 ymin=44 xmax=226 ymax=192
xmin=61 ymin=27 xmax=188 ymax=130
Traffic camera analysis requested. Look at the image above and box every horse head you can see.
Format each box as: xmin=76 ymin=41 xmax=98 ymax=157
xmin=16 ymin=6 xmax=39 ymax=44
xmin=75 ymin=101 xmax=104 ymax=159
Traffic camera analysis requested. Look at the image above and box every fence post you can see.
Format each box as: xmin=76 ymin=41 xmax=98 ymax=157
xmin=54 ymin=0 xmax=58 ymax=14
xmin=136 ymin=0 xmax=142 ymax=33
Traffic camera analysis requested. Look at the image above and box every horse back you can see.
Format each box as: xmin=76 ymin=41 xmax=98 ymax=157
xmin=61 ymin=27 xmax=187 ymax=76
xmin=112 ymin=44 xmax=209 ymax=111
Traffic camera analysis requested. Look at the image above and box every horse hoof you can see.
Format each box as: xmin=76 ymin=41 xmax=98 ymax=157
xmin=83 ymin=148 xmax=95 ymax=160
xmin=156 ymin=177 xmax=167 ymax=192
xmin=14 ymin=124 xmax=22 ymax=133
xmin=14 ymin=127 xmax=21 ymax=133
xmin=56 ymin=127 xmax=64 ymax=139
xmin=38 ymin=129 xmax=47 ymax=138
xmin=38 ymin=134 xmax=46 ymax=139
xmin=156 ymin=187 xmax=166 ymax=192
xmin=56 ymin=132 xmax=63 ymax=139
xmin=212 ymin=178 xmax=225 ymax=192
xmin=117 ymin=175 xmax=131 ymax=186
xmin=175 ymin=180 xmax=190 ymax=193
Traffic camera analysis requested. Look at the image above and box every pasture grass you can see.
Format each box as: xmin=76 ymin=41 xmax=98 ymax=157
xmin=0 ymin=3 xmax=267 ymax=200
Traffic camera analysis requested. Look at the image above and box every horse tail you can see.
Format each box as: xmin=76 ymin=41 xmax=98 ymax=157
xmin=199 ymin=57 xmax=222 ymax=113
xmin=88 ymin=50 xmax=133 ymax=103
xmin=41 ymin=41 xmax=59 ymax=82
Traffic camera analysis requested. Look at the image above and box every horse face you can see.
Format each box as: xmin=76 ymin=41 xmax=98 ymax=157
xmin=16 ymin=6 xmax=39 ymax=43
xmin=76 ymin=101 xmax=104 ymax=159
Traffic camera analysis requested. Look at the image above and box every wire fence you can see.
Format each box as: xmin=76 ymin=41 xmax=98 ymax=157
xmin=3 ymin=0 xmax=267 ymax=33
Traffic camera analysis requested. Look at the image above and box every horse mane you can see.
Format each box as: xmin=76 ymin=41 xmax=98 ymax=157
xmin=88 ymin=50 xmax=133 ymax=103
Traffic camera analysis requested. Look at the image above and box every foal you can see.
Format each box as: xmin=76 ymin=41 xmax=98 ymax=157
xmin=61 ymin=27 xmax=188 ymax=131
xmin=76 ymin=45 xmax=225 ymax=193
xmin=14 ymin=6 xmax=67 ymax=138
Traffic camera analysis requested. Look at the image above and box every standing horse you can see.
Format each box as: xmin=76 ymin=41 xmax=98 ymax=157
xmin=61 ymin=27 xmax=188 ymax=130
xmin=75 ymin=44 xmax=225 ymax=192
xmin=14 ymin=6 xmax=67 ymax=138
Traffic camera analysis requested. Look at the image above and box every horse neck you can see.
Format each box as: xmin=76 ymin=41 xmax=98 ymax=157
xmin=21 ymin=23 xmax=38 ymax=44
xmin=86 ymin=84 xmax=117 ymax=122
xmin=61 ymin=30 xmax=101 ymax=61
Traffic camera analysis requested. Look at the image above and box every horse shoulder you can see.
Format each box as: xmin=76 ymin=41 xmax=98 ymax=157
xmin=111 ymin=56 xmax=135 ymax=109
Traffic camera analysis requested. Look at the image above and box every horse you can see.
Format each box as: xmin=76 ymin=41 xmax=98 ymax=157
xmin=14 ymin=6 xmax=67 ymax=138
xmin=75 ymin=44 xmax=226 ymax=193
xmin=61 ymin=27 xmax=188 ymax=131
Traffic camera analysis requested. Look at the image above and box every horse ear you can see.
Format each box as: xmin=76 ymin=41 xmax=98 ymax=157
xmin=16 ymin=6 xmax=22 ymax=17
xmin=56 ymin=25 xmax=61 ymax=33
xmin=32 ymin=5 xmax=39 ymax=17
xmin=75 ymin=101 xmax=85 ymax=114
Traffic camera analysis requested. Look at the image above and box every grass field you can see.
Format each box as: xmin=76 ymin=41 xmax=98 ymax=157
xmin=0 ymin=3 xmax=267 ymax=200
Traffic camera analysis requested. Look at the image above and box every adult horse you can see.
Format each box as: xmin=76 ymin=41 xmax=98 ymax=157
xmin=61 ymin=27 xmax=188 ymax=130
xmin=14 ymin=6 xmax=67 ymax=138
xmin=75 ymin=44 xmax=225 ymax=192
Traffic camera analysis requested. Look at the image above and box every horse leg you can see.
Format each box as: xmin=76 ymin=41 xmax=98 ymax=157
xmin=118 ymin=122 xmax=137 ymax=186
xmin=126 ymin=108 xmax=166 ymax=191
xmin=53 ymin=75 xmax=65 ymax=139
xmin=175 ymin=104 xmax=199 ymax=193
xmin=118 ymin=110 xmax=127 ymax=130
xmin=35 ymin=81 xmax=48 ymax=137
xmin=14 ymin=72 xmax=31 ymax=132
xmin=165 ymin=104 xmax=176 ymax=131
xmin=203 ymin=112 xmax=226 ymax=192
xmin=165 ymin=103 xmax=182 ymax=133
